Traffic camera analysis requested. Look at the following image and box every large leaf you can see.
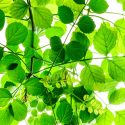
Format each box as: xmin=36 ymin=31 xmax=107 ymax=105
xmin=33 ymin=7 xmax=53 ymax=29
xmin=0 ymin=0 xmax=12 ymax=13
xmin=96 ymin=109 xmax=114 ymax=125
xmin=89 ymin=0 xmax=109 ymax=14
xmin=10 ymin=99 xmax=27 ymax=121
xmin=6 ymin=22 xmax=28 ymax=45
xmin=93 ymin=23 xmax=117 ymax=55
xmin=77 ymin=15 xmax=96 ymax=34
xmin=24 ymin=77 xmax=46 ymax=96
xmin=56 ymin=100 xmax=73 ymax=124
xmin=0 ymin=108 xmax=13 ymax=125
xmin=7 ymin=66 xmax=26 ymax=83
xmin=10 ymin=0 xmax=28 ymax=19
xmin=58 ymin=5 xmax=74 ymax=24
xmin=0 ymin=9 xmax=5 ymax=30
xmin=108 ymin=57 xmax=125 ymax=81
xmin=80 ymin=65 xmax=105 ymax=91
xmin=0 ymin=88 xmax=12 ymax=107
xmin=115 ymin=110 xmax=125 ymax=125
xmin=109 ymin=88 xmax=125 ymax=104
xmin=39 ymin=113 xmax=55 ymax=125
xmin=66 ymin=40 xmax=89 ymax=61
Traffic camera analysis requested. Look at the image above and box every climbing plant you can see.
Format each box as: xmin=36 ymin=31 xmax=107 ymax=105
xmin=0 ymin=0 xmax=125 ymax=125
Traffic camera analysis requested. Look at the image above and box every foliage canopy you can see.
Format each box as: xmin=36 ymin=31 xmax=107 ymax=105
xmin=0 ymin=0 xmax=125 ymax=125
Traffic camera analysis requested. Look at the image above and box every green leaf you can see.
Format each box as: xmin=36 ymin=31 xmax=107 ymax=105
xmin=10 ymin=99 xmax=27 ymax=121
xmin=0 ymin=54 xmax=20 ymax=71
xmin=0 ymin=46 xmax=4 ymax=60
xmin=4 ymin=81 xmax=15 ymax=88
xmin=45 ymin=27 xmax=64 ymax=38
xmin=7 ymin=63 xmax=18 ymax=70
xmin=109 ymin=88 xmax=125 ymax=104
xmin=93 ymin=23 xmax=117 ymax=55
xmin=80 ymin=65 xmax=105 ymax=91
xmin=0 ymin=88 xmax=12 ymax=107
xmin=23 ymin=30 xmax=40 ymax=48
xmin=10 ymin=0 xmax=28 ymax=19
xmin=115 ymin=110 xmax=125 ymax=125
xmin=39 ymin=113 xmax=55 ymax=125
xmin=0 ymin=108 xmax=13 ymax=125
xmin=24 ymin=77 xmax=46 ymax=96
xmin=31 ymin=109 xmax=37 ymax=116
xmin=56 ymin=100 xmax=73 ymax=124
xmin=73 ymin=0 xmax=85 ymax=4
xmin=37 ymin=101 xmax=46 ymax=112
xmin=30 ymin=99 xmax=38 ymax=107
xmin=96 ymin=109 xmax=114 ymax=125
xmin=33 ymin=7 xmax=53 ymax=29
xmin=6 ymin=22 xmax=28 ymax=45
xmin=80 ymin=109 xmax=97 ymax=123
xmin=108 ymin=57 xmax=125 ymax=81
xmin=7 ymin=66 xmax=26 ymax=83
xmin=50 ymin=36 xmax=63 ymax=51
xmin=77 ymin=15 xmax=96 ymax=33
xmin=89 ymin=0 xmax=109 ymax=14
xmin=49 ymin=49 xmax=65 ymax=63
xmin=73 ymin=85 xmax=88 ymax=102
xmin=0 ymin=9 xmax=5 ymax=30
xmin=58 ymin=5 xmax=74 ymax=24
xmin=66 ymin=40 xmax=88 ymax=61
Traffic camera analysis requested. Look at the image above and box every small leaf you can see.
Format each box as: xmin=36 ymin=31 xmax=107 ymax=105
xmin=4 ymin=81 xmax=15 ymax=88
xmin=108 ymin=57 xmax=125 ymax=81
xmin=6 ymin=22 xmax=28 ymax=45
xmin=0 ymin=9 xmax=5 ymax=30
xmin=30 ymin=99 xmax=38 ymax=107
xmin=50 ymin=36 xmax=63 ymax=51
xmin=33 ymin=7 xmax=53 ymax=29
xmin=24 ymin=77 xmax=46 ymax=96
xmin=37 ymin=101 xmax=46 ymax=112
xmin=93 ymin=23 xmax=117 ymax=55
xmin=0 ymin=108 xmax=13 ymax=125
xmin=109 ymin=88 xmax=125 ymax=104
xmin=10 ymin=99 xmax=27 ymax=121
xmin=56 ymin=100 xmax=73 ymax=124
xmin=115 ymin=110 xmax=125 ymax=125
xmin=10 ymin=0 xmax=28 ymax=19
xmin=89 ymin=0 xmax=109 ymax=14
xmin=0 ymin=88 xmax=12 ymax=107
xmin=7 ymin=63 xmax=18 ymax=70
xmin=73 ymin=0 xmax=85 ymax=4
xmin=80 ymin=109 xmax=97 ymax=123
xmin=96 ymin=109 xmax=114 ymax=125
xmin=39 ymin=113 xmax=55 ymax=125
xmin=58 ymin=5 xmax=74 ymax=24
xmin=77 ymin=15 xmax=95 ymax=33
xmin=80 ymin=65 xmax=105 ymax=91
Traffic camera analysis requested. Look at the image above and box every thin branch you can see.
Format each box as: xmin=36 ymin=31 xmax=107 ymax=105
xmin=89 ymin=14 xmax=125 ymax=30
xmin=36 ymin=44 xmax=50 ymax=50
xmin=5 ymin=15 xmax=29 ymax=21
xmin=34 ymin=55 xmax=125 ymax=74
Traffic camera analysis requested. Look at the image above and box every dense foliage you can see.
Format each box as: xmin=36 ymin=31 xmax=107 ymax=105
xmin=0 ymin=0 xmax=125 ymax=125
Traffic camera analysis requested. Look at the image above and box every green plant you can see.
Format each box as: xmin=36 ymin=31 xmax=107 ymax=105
xmin=0 ymin=0 xmax=125 ymax=125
